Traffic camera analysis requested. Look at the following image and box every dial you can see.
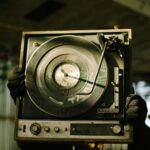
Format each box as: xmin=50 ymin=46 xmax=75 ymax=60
xmin=30 ymin=123 xmax=41 ymax=135
xmin=54 ymin=63 xmax=80 ymax=89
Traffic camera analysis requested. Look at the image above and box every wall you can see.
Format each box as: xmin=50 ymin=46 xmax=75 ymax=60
xmin=0 ymin=80 xmax=20 ymax=150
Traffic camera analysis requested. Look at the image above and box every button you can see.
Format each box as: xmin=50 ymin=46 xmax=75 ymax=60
xmin=30 ymin=123 xmax=41 ymax=135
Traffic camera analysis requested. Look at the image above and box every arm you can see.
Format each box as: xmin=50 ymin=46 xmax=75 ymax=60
xmin=7 ymin=66 xmax=25 ymax=102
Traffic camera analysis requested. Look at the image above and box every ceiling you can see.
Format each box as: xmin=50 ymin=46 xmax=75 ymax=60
xmin=0 ymin=0 xmax=150 ymax=81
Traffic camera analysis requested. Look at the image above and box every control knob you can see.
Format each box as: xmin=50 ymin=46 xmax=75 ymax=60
xmin=112 ymin=125 xmax=122 ymax=135
xmin=30 ymin=123 xmax=41 ymax=135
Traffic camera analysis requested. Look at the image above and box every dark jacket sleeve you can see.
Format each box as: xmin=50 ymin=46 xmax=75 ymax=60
xmin=129 ymin=124 xmax=150 ymax=150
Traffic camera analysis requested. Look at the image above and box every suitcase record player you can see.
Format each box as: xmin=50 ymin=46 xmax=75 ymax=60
xmin=15 ymin=29 xmax=133 ymax=143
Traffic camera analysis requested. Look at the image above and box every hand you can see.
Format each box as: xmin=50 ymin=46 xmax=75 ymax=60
xmin=125 ymin=94 xmax=147 ymax=126
xmin=7 ymin=66 xmax=25 ymax=102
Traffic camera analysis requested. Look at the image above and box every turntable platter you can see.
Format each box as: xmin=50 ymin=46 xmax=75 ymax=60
xmin=54 ymin=63 xmax=80 ymax=89
xmin=25 ymin=35 xmax=108 ymax=117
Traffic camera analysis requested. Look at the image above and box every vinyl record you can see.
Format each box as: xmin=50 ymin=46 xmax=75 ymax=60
xmin=25 ymin=35 xmax=108 ymax=117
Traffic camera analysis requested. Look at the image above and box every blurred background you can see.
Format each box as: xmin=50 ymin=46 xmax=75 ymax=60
xmin=0 ymin=0 xmax=150 ymax=149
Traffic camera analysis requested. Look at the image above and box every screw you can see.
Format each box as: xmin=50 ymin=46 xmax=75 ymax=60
xmin=33 ymin=42 xmax=40 ymax=47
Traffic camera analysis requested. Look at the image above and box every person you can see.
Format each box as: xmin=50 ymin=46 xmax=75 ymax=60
xmin=7 ymin=66 xmax=150 ymax=150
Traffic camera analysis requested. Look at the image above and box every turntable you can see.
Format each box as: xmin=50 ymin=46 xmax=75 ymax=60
xmin=15 ymin=29 xmax=133 ymax=143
